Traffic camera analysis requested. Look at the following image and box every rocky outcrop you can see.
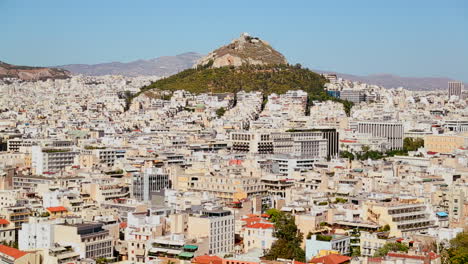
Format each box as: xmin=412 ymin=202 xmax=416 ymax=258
xmin=195 ymin=33 xmax=287 ymax=68
xmin=0 ymin=61 xmax=70 ymax=81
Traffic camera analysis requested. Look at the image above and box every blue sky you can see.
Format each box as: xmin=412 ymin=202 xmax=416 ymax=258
xmin=1 ymin=0 xmax=467 ymax=81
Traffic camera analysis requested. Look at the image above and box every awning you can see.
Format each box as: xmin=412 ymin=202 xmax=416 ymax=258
xmin=183 ymin=245 xmax=198 ymax=250
xmin=179 ymin=252 xmax=194 ymax=258
xmin=436 ymin=212 xmax=448 ymax=217
xmin=149 ymin=248 xmax=168 ymax=253
xmin=167 ymin=249 xmax=182 ymax=255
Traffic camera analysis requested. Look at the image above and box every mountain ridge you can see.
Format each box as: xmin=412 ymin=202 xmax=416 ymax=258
xmin=0 ymin=61 xmax=70 ymax=81
xmin=314 ymin=69 xmax=465 ymax=91
xmin=58 ymin=52 xmax=203 ymax=77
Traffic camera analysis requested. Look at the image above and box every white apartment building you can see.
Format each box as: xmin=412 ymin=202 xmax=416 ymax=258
xmin=271 ymin=132 xmax=327 ymax=158
xmin=230 ymin=131 xmax=273 ymax=154
xmin=357 ymin=121 xmax=404 ymax=150
xmin=19 ymin=217 xmax=56 ymax=250
xmin=31 ymin=146 xmax=78 ymax=175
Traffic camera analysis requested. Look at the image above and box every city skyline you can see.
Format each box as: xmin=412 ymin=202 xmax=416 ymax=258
xmin=1 ymin=0 xmax=467 ymax=82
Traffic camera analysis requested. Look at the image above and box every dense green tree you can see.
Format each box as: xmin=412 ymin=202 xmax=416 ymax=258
xmin=441 ymin=232 xmax=468 ymax=264
xmin=216 ymin=107 xmax=226 ymax=117
xmin=264 ymin=211 xmax=305 ymax=262
xmin=374 ymin=242 xmax=409 ymax=257
xmin=403 ymin=137 xmax=424 ymax=152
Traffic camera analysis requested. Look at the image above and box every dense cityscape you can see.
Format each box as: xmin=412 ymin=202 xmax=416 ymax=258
xmin=1 ymin=2 xmax=468 ymax=264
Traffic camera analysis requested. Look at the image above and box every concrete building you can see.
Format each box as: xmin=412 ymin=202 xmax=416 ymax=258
xmin=242 ymin=222 xmax=276 ymax=253
xmin=187 ymin=210 xmax=235 ymax=255
xmin=132 ymin=167 xmax=170 ymax=202
xmin=273 ymin=129 xmax=339 ymax=158
xmin=305 ymin=234 xmax=350 ymax=261
xmin=357 ymin=121 xmax=404 ymax=150
xmin=19 ymin=217 xmax=55 ymax=250
xmin=230 ymin=131 xmax=273 ymax=154
xmin=340 ymin=89 xmax=366 ymax=104
xmin=54 ymin=223 xmax=113 ymax=259
xmin=31 ymin=146 xmax=78 ymax=175
xmin=363 ymin=199 xmax=436 ymax=237
xmin=425 ymin=133 xmax=468 ymax=153
xmin=448 ymin=81 xmax=463 ymax=98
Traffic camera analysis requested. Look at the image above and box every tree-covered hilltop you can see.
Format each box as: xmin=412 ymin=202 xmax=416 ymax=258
xmin=128 ymin=63 xmax=354 ymax=115
xmin=138 ymin=64 xmax=327 ymax=96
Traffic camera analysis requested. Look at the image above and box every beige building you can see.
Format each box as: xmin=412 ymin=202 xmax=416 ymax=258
xmin=425 ymin=133 xmax=468 ymax=153
xmin=363 ymin=199 xmax=435 ymax=237
xmin=54 ymin=223 xmax=113 ymax=259
xmin=360 ymin=231 xmax=393 ymax=256
xmin=178 ymin=168 xmax=266 ymax=202
xmin=187 ymin=210 xmax=234 ymax=255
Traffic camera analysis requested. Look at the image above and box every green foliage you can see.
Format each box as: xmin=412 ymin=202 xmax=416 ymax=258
xmin=216 ymin=107 xmax=226 ymax=118
xmin=334 ymin=198 xmax=348 ymax=204
xmin=105 ymin=169 xmax=124 ymax=175
xmin=442 ymin=232 xmax=468 ymax=264
xmin=124 ymin=64 xmax=358 ymax=113
xmin=265 ymin=208 xmax=282 ymax=224
xmin=403 ymin=137 xmax=424 ymax=152
xmin=318 ymin=201 xmax=328 ymax=206
xmin=316 ymin=234 xmax=332 ymax=241
xmin=351 ymin=246 xmax=361 ymax=257
xmin=40 ymin=212 xmax=50 ymax=217
xmin=264 ymin=211 xmax=305 ymax=262
xmin=140 ymin=64 xmax=326 ymax=95
xmin=96 ymin=257 xmax=109 ymax=264
xmin=340 ymin=151 xmax=355 ymax=160
xmin=374 ymin=242 xmax=409 ymax=257
xmin=377 ymin=224 xmax=390 ymax=232
xmin=84 ymin=145 xmax=106 ymax=150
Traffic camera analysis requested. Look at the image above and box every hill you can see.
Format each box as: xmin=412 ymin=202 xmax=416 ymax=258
xmin=195 ymin=33 xmax=287 ymax=68
xmin=128 ymin=64 xmax=356 ymax=115
xmin=0 ymin=61 xmax=70 ymax=81
xmin=58 ymin=52 xmax=203 ymax=77
xmin=138 ymin=64 xmax=326 ymax=96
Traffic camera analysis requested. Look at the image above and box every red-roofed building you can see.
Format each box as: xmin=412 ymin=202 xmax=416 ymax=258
xmin=192 ymin=255 xmax=223 ymax=264
xmin=0 ymin=244 xmax=39 ymax=264
xmin=386 ymin=251 xmax=440 ymax=263
xmin=243 ymin=221 xmax=276 ymax=252
xmin=310 ymin=254 xmax=351 ymax=264
xmin=0 ymin=217 xmax=14 ymax=245
xmin=46 ymin=206 xmax=68 ymax=217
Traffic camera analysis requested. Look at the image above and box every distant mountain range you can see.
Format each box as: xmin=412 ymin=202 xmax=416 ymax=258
xmin=314 ymin=70 xmax=465 ymax=91
xmin=0 ymin=61 xmax=70 ymax=81
xmin=57 ymin=52 xmax=203 ymax=77
xmin=2 ymin=51 xmax=463 ymax=90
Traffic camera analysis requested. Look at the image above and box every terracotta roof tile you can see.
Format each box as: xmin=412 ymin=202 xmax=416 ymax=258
xmin=245 ymin=223 xmax=274 ymax=229
xmin=0 ymin=245 xmax=27 ymax=259
xmin=46 ymin=206 xmax=68 ymax=213
xmin=310 ymin=254 xmax=351 ymax=264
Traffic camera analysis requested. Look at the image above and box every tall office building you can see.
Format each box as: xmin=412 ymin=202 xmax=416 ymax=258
xmin=132 ymin=167 xmax=170 ymax=202
xmin=358 ymin=121 xmax=404 ymax=150
xmin=448 ymin=81 xmax=463 ymax=98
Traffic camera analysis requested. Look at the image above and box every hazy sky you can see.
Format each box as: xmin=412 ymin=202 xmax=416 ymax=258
xmin=1 ymin=0 xmax=467 ymax=81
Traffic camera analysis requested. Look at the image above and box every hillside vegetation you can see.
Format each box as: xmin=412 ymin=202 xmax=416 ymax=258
xmin=128 ymin=64 xmax=353 ymax=115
